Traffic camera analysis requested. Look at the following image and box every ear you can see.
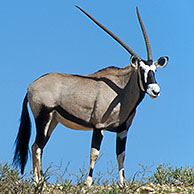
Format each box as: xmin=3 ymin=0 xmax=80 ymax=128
xmin=130 ymin=56 xmax=139 ymax=69
xmin=155 ymin=56 xmax=169 ymax=68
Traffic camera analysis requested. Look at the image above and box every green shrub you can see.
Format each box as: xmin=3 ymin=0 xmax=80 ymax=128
xmin=149 ymin=163 xmax=194 ymax=186
xmin=0 ymin=162 xmax=194 ymax=194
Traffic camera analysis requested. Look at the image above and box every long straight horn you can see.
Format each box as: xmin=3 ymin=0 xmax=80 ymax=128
xmin=136 ymin=7 xmax=152 ymax=61
xmin=75 ymin=5 xmax=140 ymax=59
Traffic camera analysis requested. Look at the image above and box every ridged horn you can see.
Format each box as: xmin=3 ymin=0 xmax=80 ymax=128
xmin=136 ymin=7 xmax=152 ymax=61
xmin=75 ymin=5 xmax=140 ymax=59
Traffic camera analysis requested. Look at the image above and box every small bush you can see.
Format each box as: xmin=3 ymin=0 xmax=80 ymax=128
xmin=0 ymin=162 xmax=194 ymax=194
xmin=149 ymin=163 xmax=194 ymax=186
xmin=0 ymin=163 xmax=33 ymax=193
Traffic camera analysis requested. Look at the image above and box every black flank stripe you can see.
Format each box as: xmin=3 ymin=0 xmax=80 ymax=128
xmin=147 ymin=70 xmax=156 ymax=84
xmin=54 ymin=105 xmax=94 ymax=129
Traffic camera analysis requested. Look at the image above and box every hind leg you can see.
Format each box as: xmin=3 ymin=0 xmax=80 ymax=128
xmin=32 ymin=106 xmax=58 ymax=183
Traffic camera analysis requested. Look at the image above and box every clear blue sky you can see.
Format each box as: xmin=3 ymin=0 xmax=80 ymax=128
xmin=0 ymin=0 xmax=194 ymax=182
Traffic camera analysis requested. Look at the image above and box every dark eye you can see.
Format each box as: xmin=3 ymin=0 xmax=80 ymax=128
xmin=140 ymin=66 xmax=144 ymax=72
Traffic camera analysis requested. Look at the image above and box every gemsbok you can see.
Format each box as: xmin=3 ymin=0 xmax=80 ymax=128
xmin=13 ymin=6 xmax=168 ymax=186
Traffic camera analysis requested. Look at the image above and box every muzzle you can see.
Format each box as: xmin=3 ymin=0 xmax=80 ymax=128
xmin=146 ymin=83 xmax=160 ymax=98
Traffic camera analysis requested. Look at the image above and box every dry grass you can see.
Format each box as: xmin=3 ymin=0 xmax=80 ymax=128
xmin=1 ymin=162 xmax=194 ymax=194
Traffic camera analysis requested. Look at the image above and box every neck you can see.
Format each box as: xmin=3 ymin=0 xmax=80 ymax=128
xmin=118 ymin=68 xmax=145 ymax=124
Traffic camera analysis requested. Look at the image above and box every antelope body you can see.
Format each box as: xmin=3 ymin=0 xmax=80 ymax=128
xmin=13 ymin=6 xmax=168 ymax=186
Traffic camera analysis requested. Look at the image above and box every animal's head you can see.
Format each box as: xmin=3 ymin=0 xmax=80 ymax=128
xmin=76 ymin=6 xmax=169 ymax=98
xmin=131 ymin=56 xmax=168 ymax=98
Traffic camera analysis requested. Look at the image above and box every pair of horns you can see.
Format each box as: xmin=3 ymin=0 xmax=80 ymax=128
xmin=75 ymin=5 xmax=152 ymax=61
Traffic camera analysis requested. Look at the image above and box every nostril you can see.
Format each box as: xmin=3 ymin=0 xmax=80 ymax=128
xmin=153 ymin=90 xmax=160 ymax=96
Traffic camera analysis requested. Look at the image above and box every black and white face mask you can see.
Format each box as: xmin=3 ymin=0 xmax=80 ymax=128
xmin=131 ymin=56 xmax=168 ymax=98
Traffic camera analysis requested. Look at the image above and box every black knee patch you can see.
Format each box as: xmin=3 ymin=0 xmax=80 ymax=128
xmin=89 ymin=168 xmax=93 ymax=177
xmin=91 ymin=130 xmax=103 ymax=151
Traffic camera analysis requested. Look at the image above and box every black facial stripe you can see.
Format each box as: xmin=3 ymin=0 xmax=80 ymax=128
xmin=147 ymin=70 xmax=156 ymax=85
xmin=140 ymin=67 xmax=147 ymax=90
xmin=139 ymin=67 xmax=157 ymax=91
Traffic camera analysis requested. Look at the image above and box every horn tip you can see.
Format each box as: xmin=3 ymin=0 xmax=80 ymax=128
xmin=136 ymin=7 xmax=140 ymax=15
xmin=75 ymin=5 xmax=81 ymax=10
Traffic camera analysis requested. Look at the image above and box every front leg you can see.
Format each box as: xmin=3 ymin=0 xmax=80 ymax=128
xmin=86 ymin=129 xmax=104 ymax=187
xmin=116 ymin=129 xmax=128 ymax=185
xmin=116 ymin=110 xmax=136 ymax=185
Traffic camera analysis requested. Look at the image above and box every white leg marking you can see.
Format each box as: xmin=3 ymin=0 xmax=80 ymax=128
xmin=35 ymin=147 xmax=42 ymax=182
xmin=86 ymin=148 xmax=100 ymax=187
xmin=32 ymin=144 xmax=42 ymax=183
xmin=44 ymin=112 xmax=52 ymax=137
xmin=90 ymin=148 xmax=99 ymax=168
xmin=117 ymin=151 xmax=126 ymax=185
xmin=86 ymin=176 xmax=93 ymax=187
xmin=119 ymin=168 xmax=125 ymax=185
xmin=36 ymin=147 xmax=41 ymax=161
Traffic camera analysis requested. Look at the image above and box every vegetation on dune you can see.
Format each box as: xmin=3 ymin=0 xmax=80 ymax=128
xmin=0 ymin=162 xmax=194 ymax=194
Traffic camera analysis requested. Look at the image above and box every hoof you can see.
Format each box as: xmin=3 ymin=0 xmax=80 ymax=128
xmin=119 ymin=179 xmax=127 ymax=188
xmin=86 ymin=176 xmax=93 ymax=187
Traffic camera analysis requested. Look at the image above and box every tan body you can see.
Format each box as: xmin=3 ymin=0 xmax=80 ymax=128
xmin=28 ymin=66 xmax=141 ymax=131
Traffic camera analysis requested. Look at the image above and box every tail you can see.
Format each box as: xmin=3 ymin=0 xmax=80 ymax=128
xmin=13 ymin=93 xmax=31 ymax=174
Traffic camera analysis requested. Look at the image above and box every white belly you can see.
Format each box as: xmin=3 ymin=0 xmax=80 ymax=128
xmin=56 ymin=112 xmax=93 ymax=131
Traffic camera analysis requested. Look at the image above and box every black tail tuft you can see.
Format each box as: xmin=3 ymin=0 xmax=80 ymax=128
xmin=13 ymin=93 xmax=31 ymax=174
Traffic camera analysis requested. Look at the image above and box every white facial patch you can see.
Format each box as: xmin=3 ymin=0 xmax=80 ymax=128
xmin=147 ymin=83 xmax=160 ymax=98
xmin=139 ymin=61 xmax=156 ymax=83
